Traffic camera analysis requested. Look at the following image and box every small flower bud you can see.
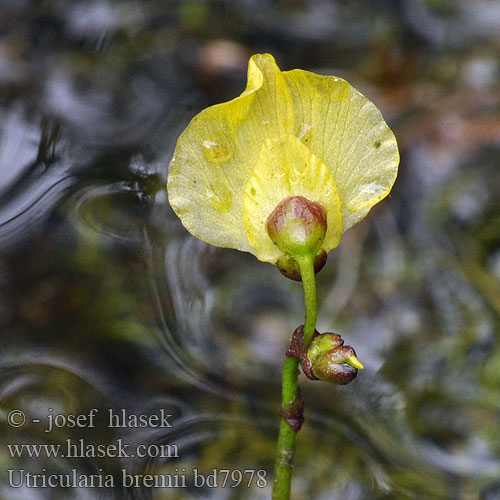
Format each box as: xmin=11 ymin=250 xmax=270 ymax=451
xmin=266 ymin=196 xmax=327 ymax=257
xmin=276 ymin=249 xmax=327 ymax=281
xmin=307 ymin=332 xmax=364 ymax=385
xmin=280 ymin=395 xmax=305 ymax=432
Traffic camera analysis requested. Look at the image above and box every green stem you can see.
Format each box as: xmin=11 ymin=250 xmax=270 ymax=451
xmin=272 ymin=357 xmax=299 ymax=500
xmin=272 ymin=253 xmax=317 ymax=500
xmin=295 ymin=253 xmax=318 ymax=348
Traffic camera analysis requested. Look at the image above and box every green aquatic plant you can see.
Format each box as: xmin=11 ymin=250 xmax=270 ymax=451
xmin=167 ymin=53 xmax=399 ymax=500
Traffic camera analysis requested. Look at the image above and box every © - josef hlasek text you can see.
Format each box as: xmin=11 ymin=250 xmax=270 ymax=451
xmin=43 ymin=408 xmax=174 ymax=432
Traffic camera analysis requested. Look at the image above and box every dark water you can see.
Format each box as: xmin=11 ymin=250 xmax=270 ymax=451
xmin=1 ymin=1 xmax=500 ymax=499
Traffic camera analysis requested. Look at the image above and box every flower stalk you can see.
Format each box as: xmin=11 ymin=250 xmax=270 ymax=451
xmin=295 ymin=254 xmax=318 ymax=347
xmin=269 ymin=196 xmax=364 ymax=499
xmin=272 ymin=252 xmax=317 ymax=500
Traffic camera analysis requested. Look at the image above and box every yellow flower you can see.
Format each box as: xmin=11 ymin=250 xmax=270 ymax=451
xmin=167 ymin=53 xmax=399 ymax=263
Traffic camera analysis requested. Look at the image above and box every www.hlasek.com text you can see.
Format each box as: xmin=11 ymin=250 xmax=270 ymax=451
xmin=7 ymin=439 xmax=178 ymax=459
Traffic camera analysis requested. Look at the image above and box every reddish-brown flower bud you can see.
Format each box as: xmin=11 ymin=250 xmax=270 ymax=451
xmin=286 ymin=326 xmax=364 ymax=385
xmin=276 ymin=249 xmax=327 ymax=281
xmin=307 ymin=332 xmax=364 ymax=385
xmin=266 ymin=196 xmax=327 ymax=257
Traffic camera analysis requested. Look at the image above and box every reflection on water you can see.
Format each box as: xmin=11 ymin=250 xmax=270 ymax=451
xmin=1 ymin=1 xmax=500 ymax=499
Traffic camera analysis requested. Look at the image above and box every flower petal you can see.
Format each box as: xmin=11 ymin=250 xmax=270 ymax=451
xmin=167 ymin=53 xmax=399 ymax=258
xmin=243 ymin=134 xmax=342 ymax=263
xmin=280 ymin=68 xmax=399 ymax=231
xmin=167 ymin=53 xmax=287 ymax=254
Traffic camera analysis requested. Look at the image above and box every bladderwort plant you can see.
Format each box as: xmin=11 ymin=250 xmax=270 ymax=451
xmin=167 ymin=53 xmax=399 ymax=500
